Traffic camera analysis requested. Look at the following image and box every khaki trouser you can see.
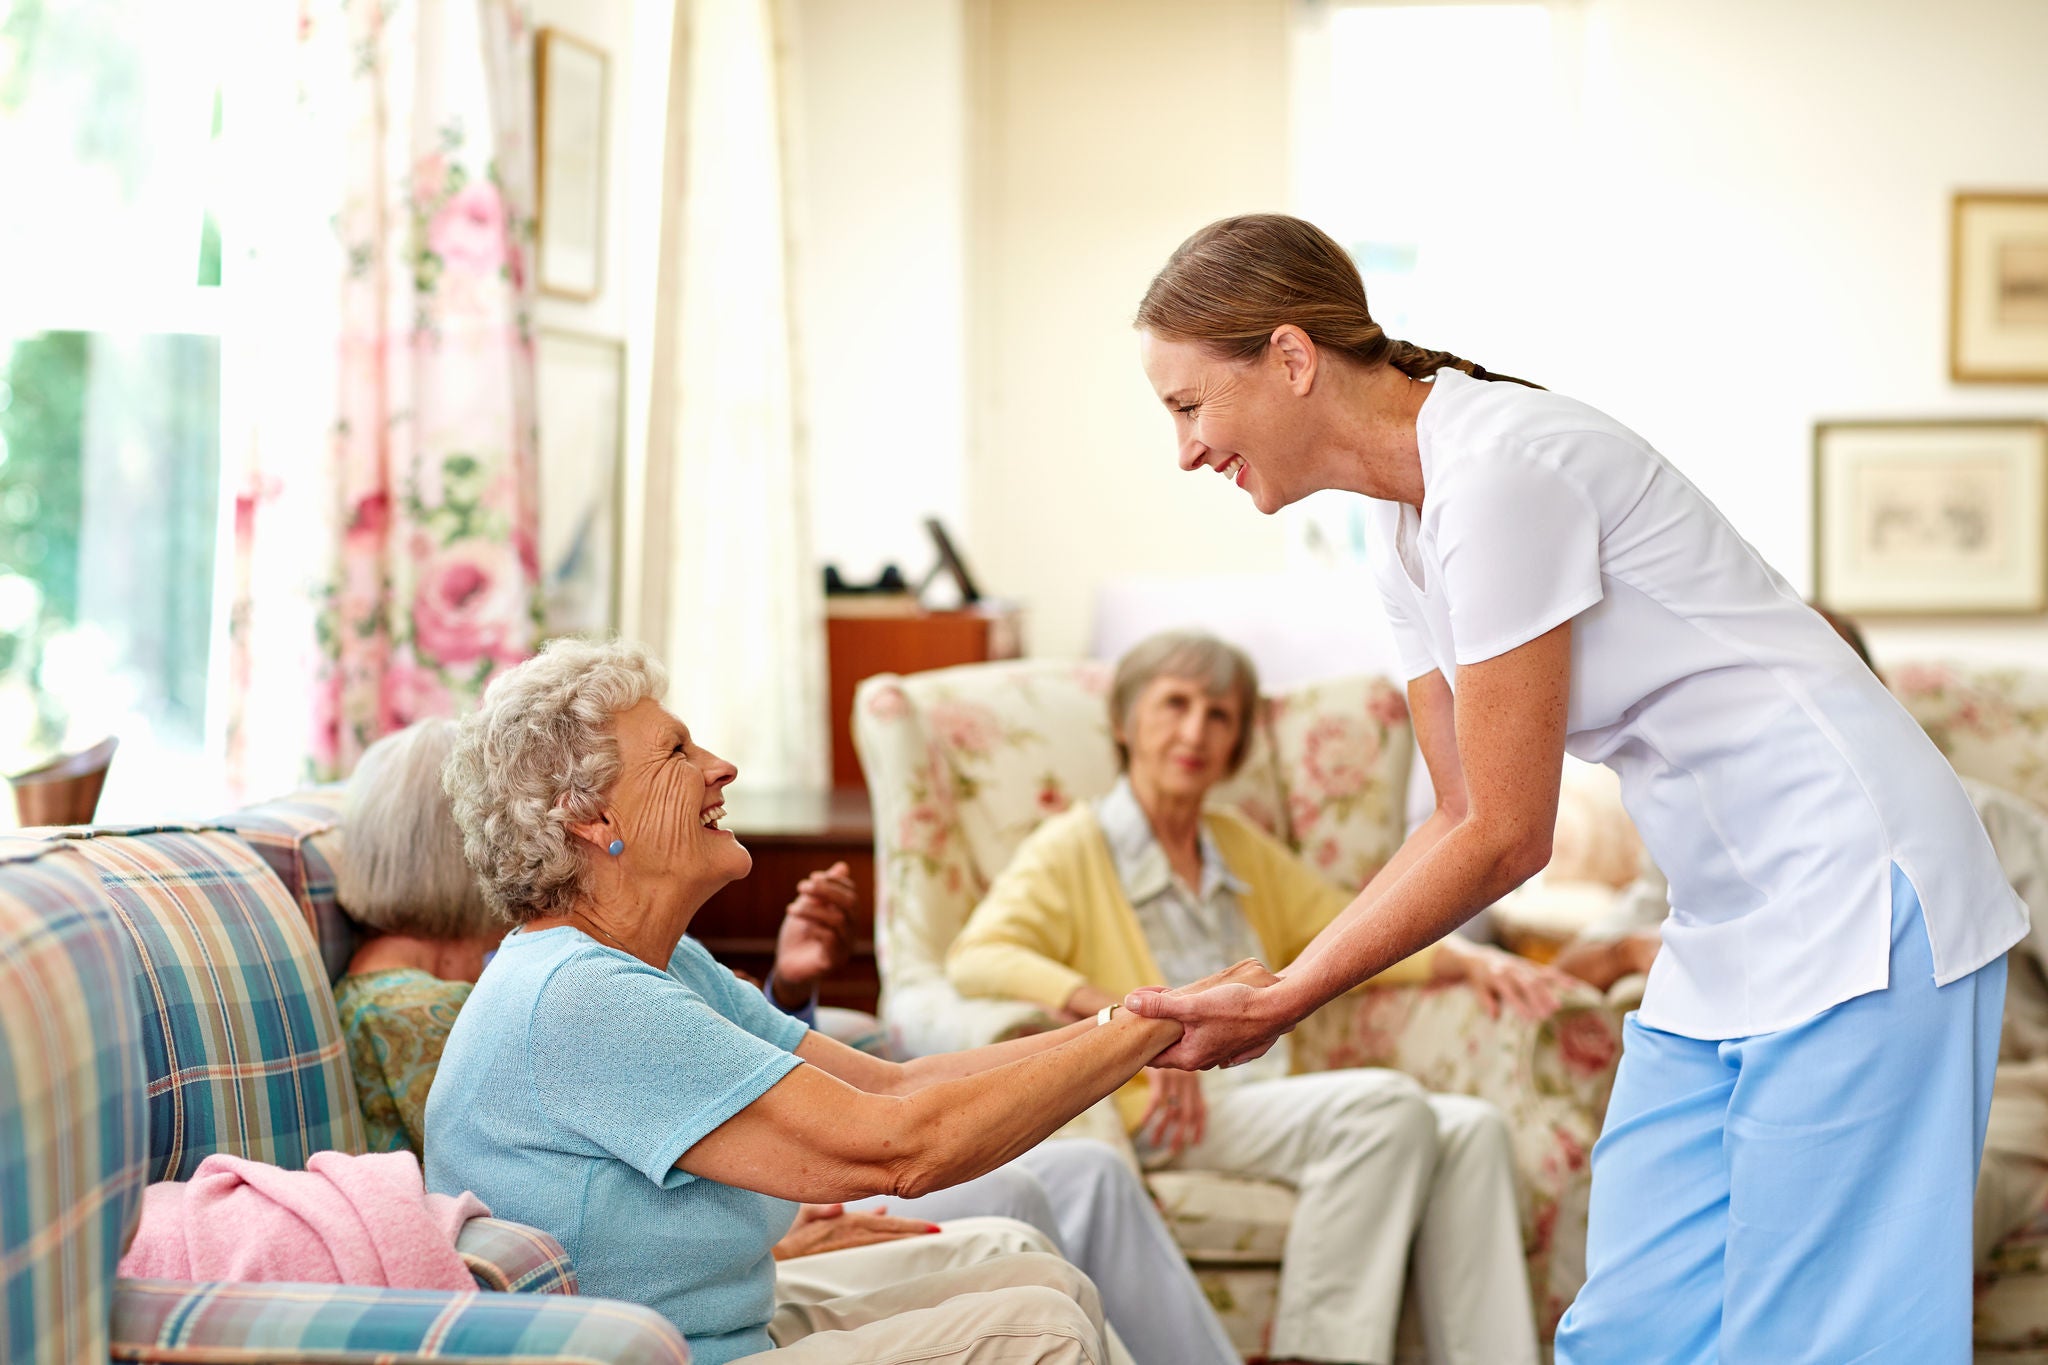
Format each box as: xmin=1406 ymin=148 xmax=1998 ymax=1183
xmin=736 ymin=1246 xmax=1108 ymax=1365
xmin=1139 ymin=1069 xmax=1538 ymax=1365
xmin=1977 ymin=1148 xmax=2048 ymax=1269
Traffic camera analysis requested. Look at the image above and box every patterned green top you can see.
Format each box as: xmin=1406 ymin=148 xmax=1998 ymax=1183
xmin=333 ymin=968 xmax=471 ymax=1157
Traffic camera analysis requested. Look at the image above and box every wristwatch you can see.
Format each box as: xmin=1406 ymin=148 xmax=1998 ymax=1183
xmin=1096 ymin=1002 xmax=1120 ymax=1026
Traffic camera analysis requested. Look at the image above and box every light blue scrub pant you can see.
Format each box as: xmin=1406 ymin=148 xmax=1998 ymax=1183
xmin=1556 ymin=865 xmax=2006 ymax=1364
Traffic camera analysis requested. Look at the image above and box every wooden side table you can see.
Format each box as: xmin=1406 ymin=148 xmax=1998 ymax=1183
xmin=825 ymin=602 xmax=1022 ymax=788
xmin=692 ymin=787 xmax=881 ymax=1014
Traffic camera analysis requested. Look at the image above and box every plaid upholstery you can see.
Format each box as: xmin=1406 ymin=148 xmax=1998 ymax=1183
xmin=210 ymin=791 xmax=354 ymax=984
xmin=0 ymin=843 xmax=150 ymax=1365
xmin=456 ymin=1217 xmax=578 ymax=1295
xmin=58 ymin=829 xmax=367 ymax=1179
xmin=110 ymin=1280 xmax=691 ymax=1363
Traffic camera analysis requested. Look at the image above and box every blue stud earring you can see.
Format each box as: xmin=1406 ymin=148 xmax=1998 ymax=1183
xmin=607 ymin=839 xmax=625 ymax=857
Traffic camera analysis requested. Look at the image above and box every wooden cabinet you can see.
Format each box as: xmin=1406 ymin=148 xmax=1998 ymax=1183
xmin=825 ymin=602 xmax=1022 ymax=789
xmin=692 ymin=787 xmax=881 ymax=1014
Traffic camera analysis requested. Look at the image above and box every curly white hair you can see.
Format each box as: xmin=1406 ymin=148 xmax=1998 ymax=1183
xmin=442 ymin=636 xmax=668 ymax=922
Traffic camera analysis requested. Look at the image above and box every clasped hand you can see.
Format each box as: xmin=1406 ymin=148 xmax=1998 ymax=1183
xmin=1124 ymin=958 xmax=1289 ymax=1072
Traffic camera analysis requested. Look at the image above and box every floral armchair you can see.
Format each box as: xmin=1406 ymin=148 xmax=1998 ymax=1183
xmin=852 ymin=659 xmax=1621 ymax=1350
xmin=1893 ymin=662 xmax=2048 ymax=1362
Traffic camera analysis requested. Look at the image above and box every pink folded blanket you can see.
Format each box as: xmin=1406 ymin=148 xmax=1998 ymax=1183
xmin=119 ymin=1150 xmax=490 ymax=1290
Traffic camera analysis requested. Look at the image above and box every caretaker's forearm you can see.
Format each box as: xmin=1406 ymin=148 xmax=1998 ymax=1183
xmin=1280 ymin=815 xmax=1543 ymax=1023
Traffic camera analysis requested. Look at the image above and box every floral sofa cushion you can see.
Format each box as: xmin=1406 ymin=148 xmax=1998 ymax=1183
xmin=1893 ymin=662 xmax=2048 ymax=813
xmin=1292 ymin=983 xmax=1619 ymax=1336
xmin=1266 ymin=675 xmax=1415 ymax=889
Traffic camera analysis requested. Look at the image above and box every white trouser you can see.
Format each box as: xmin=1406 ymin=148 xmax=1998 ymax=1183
xmin=751 ymin=1241 xmax=1108 ymax=1365
xmin=853 ymin=1141 xmax=1236 ymax=1365
xmin=1139 ymin=1069 xmax=1538 ymax=1365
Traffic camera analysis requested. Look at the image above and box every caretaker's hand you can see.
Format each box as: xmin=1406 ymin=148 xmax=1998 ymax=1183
xmin=1124 ymin=959 xmax=1292 ymax=1071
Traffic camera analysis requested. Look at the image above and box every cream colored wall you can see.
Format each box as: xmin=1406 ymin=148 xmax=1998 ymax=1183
xmin=964 ymin=0 xmax=1294 ymax=659
xmin=1540 ymin=0 xmax=2048 ymax=672
xmin=784 ymin=0 xmax=2048 ymax=670
xmin=1284 ymin=0 xmax=2048 ymax=671
xmin=791 ymin=0 xmax=970 ymax=587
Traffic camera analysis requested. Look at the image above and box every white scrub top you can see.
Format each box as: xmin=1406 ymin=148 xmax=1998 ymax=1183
xmin=1370 ymin=368 xmax=2026 ymax=1040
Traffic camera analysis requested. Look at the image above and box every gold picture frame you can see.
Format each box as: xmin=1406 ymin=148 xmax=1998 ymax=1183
xmin=536 ymin=27 xmax=608 ymax=301
xmin=1813 ymin=418 xmax=2048 ymax=616
xmin=1950 ymin=191 xmax=2048 ymax=383
xmin=536 ymin=329 xmax=626 ymax=635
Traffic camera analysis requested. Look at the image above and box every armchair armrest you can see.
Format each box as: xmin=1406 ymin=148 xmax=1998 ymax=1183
xmin=457 ymin=1215 xmax=578 ymax=1294
xmin=111 ymin=1279 xmax=690 ymax=1364
xmin=1291 ymin=981 xmax=1623 ymax=1338
xmin=881 ymin=976 xmax=1060 ymax=1057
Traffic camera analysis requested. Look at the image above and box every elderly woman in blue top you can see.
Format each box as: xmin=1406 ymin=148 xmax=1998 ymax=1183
xmin=427 ymin=637 xmax=1219 ymax=1365
xmin=1122 ymin=214 xmax=2025 ymax=1364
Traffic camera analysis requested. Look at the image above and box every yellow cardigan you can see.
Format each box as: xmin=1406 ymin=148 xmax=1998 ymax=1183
xmin=946 ymin=802 xmax=1439 ymax=1131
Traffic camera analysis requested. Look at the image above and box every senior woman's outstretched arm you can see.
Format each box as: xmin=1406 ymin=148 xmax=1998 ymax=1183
xmin=676 ymin=967 xmax=1269 ymax=1204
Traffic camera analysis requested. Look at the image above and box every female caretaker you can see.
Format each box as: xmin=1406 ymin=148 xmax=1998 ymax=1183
xmin=1121 ymin=213 xmax=2024 ymax=1362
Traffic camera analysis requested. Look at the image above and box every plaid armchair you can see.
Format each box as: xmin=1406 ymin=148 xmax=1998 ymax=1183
xmin=0 ymin=813 xmax=689 ymax=1364
xmin=852 ymin=659 xmax=1621 ymax=1350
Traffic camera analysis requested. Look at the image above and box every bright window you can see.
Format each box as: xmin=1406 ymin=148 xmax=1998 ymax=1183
xmin=0 ymin=0 xmax=229 ymax=820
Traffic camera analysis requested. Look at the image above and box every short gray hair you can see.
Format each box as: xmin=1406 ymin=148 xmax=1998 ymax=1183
xmin=443 ymin=637 xmax=669 ymax=923
xmin=1109 ymin=630 xmax=1261 ymax=774
xmin=338 ymin=719 xmax=501 ymax=939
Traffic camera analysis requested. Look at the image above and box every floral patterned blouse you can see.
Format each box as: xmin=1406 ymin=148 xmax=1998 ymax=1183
xmin=333 ymin=968 xmax=472 ymax=1157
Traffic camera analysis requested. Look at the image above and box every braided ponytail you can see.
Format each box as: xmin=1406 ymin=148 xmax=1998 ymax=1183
xmin=1136 ymin=214 xmax=1542 ymax=390
xmin=1384 ymin=339 xmax=1540 ymax=389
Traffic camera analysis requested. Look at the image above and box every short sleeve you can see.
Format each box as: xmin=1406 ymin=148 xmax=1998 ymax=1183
xmin=1374 ymin=571 xmax=1438 ymax=682
xmin=669 ymin=936 xmax=809 ymax=1052
xmin=528 ymin=950 xmax=802 ymax=1187
xmin=1368 ymin=506 xmax=1440 ymax=681
xmin=1434 ymin=447 xmax=1604 ymax=666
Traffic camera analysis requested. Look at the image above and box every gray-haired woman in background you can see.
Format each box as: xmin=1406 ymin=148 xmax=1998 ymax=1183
xmin=333 ymin=719 xmax=508 ymax=1155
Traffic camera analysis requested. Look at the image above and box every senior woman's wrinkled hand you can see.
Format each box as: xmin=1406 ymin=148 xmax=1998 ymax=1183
xmin=1123 ymin=959 xmax=1291 ymax=1071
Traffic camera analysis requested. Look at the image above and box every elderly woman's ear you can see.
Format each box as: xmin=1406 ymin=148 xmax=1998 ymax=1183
xmin=565 ymin=807 xmax=625 ymax=858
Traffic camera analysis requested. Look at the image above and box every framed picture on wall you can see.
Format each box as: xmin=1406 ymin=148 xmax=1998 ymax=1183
xmin=1951 ymin=192 xmax=2048 ymax=383
xmin=536 ymin=27 xmax=608 ymax=299
xmin=1813 ymin=419 xmax=2048 ymax=615
xmin=536 ymin=330 xmax=625 ymax=636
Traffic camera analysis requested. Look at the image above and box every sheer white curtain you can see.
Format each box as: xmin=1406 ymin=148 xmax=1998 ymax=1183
xmin=656 ymin=0 xmax=827 ymax=790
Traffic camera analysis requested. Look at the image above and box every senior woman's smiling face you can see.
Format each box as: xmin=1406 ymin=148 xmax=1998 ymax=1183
xmin=602 ymin=697 xmax=752 ymax=894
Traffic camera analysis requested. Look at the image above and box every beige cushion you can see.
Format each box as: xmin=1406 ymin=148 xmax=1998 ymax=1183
xmin=1144 ymin=1169 xmax=1297 ymax=1265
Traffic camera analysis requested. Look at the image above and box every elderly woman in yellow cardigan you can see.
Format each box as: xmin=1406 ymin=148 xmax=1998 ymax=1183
xmin=948 ymin=630 xmax=1571 ymax=1365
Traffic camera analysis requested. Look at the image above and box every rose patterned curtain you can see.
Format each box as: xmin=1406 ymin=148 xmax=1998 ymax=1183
xmin=224 ymin=0 xmax=541 ymax=795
